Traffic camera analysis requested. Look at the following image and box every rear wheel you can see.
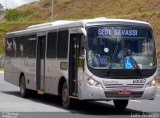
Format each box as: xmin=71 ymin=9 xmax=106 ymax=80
xmin=62 ymin=82 xmax=72 ymax=109
xmin=20 ymin=76 xmax=29 ymax=98
xmin=113 ymin=100 xmax=128 ymax=110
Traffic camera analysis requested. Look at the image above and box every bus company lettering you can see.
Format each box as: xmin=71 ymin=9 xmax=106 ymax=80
xmin=24 ymin=61 xmax=36 ymax=68
xmin=103 ymin=80 xmax=119 ymax=86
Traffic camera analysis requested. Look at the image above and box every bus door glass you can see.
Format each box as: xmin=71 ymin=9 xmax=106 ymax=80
xmin=37 ymin=35 xmax=46 ymax=90
xmin=69 ymin=33 xmax=84 ymax=96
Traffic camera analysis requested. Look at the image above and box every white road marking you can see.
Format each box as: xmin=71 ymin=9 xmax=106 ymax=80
xmin=130 ymin=100 xmax=141 ymax=102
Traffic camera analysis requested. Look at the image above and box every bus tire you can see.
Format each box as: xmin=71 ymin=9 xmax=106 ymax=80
xmin=20 ymin=76 xmax=29 ymax=98
xmin=113 ymin=100 xmax=128 ymax=110
xmin=62 ymin=82 xmax=72 ymax=109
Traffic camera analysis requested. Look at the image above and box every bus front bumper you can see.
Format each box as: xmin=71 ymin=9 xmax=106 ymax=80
xmin=81 ymin=84 xmax=157 ymax=100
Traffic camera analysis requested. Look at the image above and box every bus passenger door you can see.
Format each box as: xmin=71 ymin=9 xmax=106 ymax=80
xmin=37 ymin=35 xmax=46 ymax=91
xmin=69 ymin=33 xmax=84 ymax=96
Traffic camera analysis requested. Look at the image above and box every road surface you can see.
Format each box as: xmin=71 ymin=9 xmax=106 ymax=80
xmin=0 ymin=73 xmax=160 ymax=118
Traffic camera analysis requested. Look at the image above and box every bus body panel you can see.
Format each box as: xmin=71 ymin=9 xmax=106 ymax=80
xmin=5 ymin=58 xmax=23 ymax=87
xmin=23 ymin=58 xmax=37 ymax=90
xmin=5 ymin=58 xmax=37 ymax=90
xmin=45 ymin=59 xmax=68 ymax=95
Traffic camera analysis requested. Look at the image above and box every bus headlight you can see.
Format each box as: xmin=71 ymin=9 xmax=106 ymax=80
xmin=146 ymin=79 xmax=156 ymax=87
xmin=86 ymin=76 xmax=101 ymax=87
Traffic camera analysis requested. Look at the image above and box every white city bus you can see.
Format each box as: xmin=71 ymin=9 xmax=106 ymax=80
xmin=4 ymin=18 xmax=157 ymax=109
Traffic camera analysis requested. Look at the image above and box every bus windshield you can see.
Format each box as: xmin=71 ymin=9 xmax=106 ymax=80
xmin=87 ymin=26 xmax=156 ymax=70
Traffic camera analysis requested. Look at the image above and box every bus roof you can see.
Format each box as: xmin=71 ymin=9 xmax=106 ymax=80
xmin=6 ymin=17 xmax=151 ymax=36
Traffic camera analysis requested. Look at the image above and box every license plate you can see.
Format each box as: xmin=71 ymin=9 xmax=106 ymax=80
xmin=118 ymin=90 xmax=131 ymax=95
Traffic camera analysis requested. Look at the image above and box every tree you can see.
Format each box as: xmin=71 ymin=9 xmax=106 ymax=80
xmin=0 ymin=4 xmax=3 ymax=11
xmin=4 ymin=9 xmax=20 ymax=21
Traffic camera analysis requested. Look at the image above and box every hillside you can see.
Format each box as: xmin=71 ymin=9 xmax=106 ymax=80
xmin=1 ymin=0 xmax=160 ymax=61
xmin=19 ymin=0 xmax=160 ymax=20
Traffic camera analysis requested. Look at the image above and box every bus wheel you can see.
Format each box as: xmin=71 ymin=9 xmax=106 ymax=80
xmin=113 ymin=100 xmax=128 ymax=110
xmin=62 ymin=82 xmax=72 ymax=109
xmin=20 ymin=76 xmax=29 ymax=98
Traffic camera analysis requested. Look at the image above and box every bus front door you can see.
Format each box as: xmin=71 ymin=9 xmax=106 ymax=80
xmin=37 ymin=35 xmax=46 ymax=91
xmin=69 ymin=33 xmax=84 ymax=96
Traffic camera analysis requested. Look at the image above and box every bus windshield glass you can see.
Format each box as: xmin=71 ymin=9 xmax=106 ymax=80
xmin=87 ymin=26 xmax=156 ymax=70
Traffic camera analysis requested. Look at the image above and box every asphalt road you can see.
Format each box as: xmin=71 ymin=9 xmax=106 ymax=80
xmin=0 ymin=73 xmax=160 ymax=118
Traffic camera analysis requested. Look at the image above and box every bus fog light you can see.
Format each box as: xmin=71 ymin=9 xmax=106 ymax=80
xmin=146 ymin=79 xmax=156 ymax=87
xmin=86 ymin=76 xmax=101 ymax=87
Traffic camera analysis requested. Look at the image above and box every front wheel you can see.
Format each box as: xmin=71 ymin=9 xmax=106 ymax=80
xmin=62 ymin=82 xmax=72 ymax=109
xmin=113 ymin=100 xmax=128 ymax=110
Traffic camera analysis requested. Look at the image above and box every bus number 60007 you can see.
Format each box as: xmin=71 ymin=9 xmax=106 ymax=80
xmin=133 ymin=79 xmax=146 ymax=84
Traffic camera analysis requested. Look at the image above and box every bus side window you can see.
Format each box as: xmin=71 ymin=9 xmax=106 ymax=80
xmin=28 ymin=35 xmax=37 ymax=58
xmin=13 ymin=37 xmax=20 ymax=58
xmin=20 ymin=36 xmax=28 ymax=57
xmin=57 ymin=30 xmax=69 ymax=58
xmin=47 ymin=32 xmax=57 ymax=58
xmin=5 ymin=38 xmax=13 ymax=58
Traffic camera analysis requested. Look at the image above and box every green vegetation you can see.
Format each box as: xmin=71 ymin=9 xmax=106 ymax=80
xmin=4 ymin=9 xmax=20 ymax=21
xmin=0 ymin=0 xmax=160 ymax=62
xmin=0 ymin=21 xmax=45 ymax=56
xmin=0 ymin=3 xmax=3 ymax=11
xmin=0 ymin=68 xmax=4 ymax=71
xmin=4 ymin=9 xmax=33 ymax=21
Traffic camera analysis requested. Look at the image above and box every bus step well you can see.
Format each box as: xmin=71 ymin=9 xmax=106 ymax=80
xmin=37 ymin=90 xmax=45 ymax=95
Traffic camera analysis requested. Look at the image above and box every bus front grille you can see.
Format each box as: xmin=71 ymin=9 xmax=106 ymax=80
xmin=105 ymin=85 xmax=144 ymax=89
xmin=104 ymin=91 xmax=143 ymax=98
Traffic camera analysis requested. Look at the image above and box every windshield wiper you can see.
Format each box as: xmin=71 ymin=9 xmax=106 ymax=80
xmin=128 ymin=56 xmax=142 ymax=76
xmin=106 ymin=45 xmax=119 ymax=74
xmin=106 ymin=51 xmax=118 ymax=74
